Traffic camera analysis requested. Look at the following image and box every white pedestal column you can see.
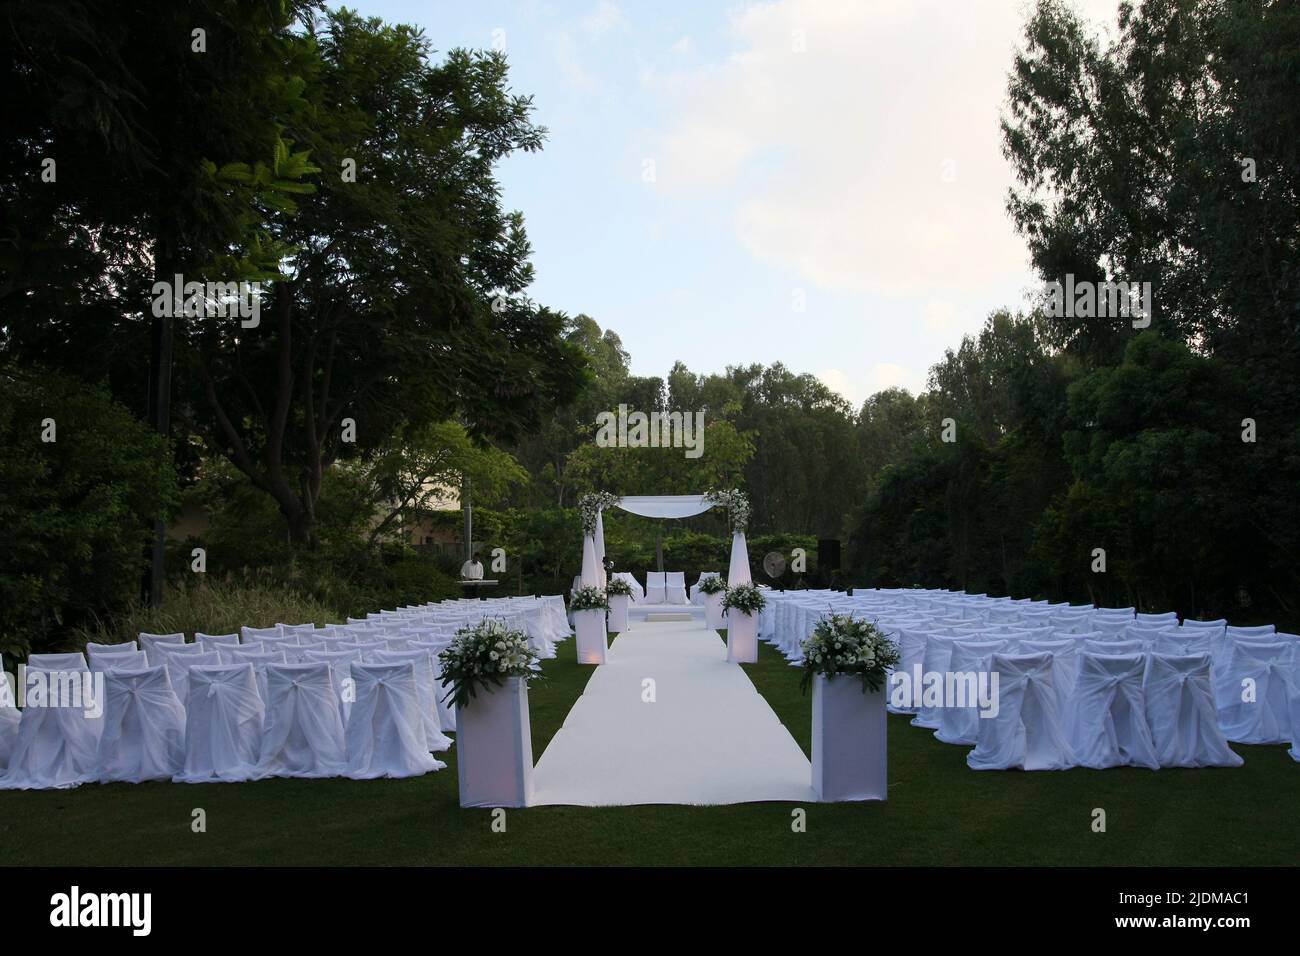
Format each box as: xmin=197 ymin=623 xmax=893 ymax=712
xmin=608 ymin=594 xmax=630 ymax=632
xmin=726 ymin=610 xmax=758 ymax=663
xmin=574 ymin=609 xmax=608 ymax=665
xmin=704 ymin=592 xmax=725 ymax=629
xmin=456 ymin=677 xmax=534 ymax=808
xmin=811 ymin=674 xmax=887 ymax=801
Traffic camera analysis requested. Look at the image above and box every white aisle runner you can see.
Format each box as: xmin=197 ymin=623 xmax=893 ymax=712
xmin=530 ymin=621 xmax=815 ymax=806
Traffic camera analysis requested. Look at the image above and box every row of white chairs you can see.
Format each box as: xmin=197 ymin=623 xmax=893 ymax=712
xmin=759 ymin=588 xmax=1300 ymax=768
xmin=0 ymin=658 xmax=445 ymax=788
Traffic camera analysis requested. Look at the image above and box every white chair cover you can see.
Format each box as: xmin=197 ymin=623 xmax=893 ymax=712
xmin=254 ymin=663 xmax=347 ymax=779
xmin=0 ymin=655 xmax=98 ymax=789
xmin=92 ymin=649 xmax=148 ymax=672
xmin=1153 ymin=628 xmax=1213 ymax=657
xmin=934 ymin=639 xmax=1004 ymax=745
xmin=1020 ymin=639 xmax=1080 ymax=709
xmin=168 ymin=650 xmax=222 ymax=706
xmin=86 ymin=641 xmax=139 ymax=661
xmin=0 ymin=660 xmax=18 ymax=772
xmin=304 ymin=649 xmax=363 ymax=724
xmin=1216 ymin=640 xmax=1293 ymax=743
xmin=196 ymin=632 xmax=240 ymax=650
xmin=1068 ymin=652 xmax=1159 ymax=769
xmin=241 ymin=625 xmax=284 ymax=642
xmin=912 ymin=633 xmax=960 ymax=730
xmin=139 ymin=633 xmax=186 ymax=665
xmin=887 ymin=626 xmax=929 ymax=715
xmin=967 ymin=652 xmax=1075 ymax=771
xmin=1083 ymin=637 xmax=1147 ymax=656
xmin=278 ymin=623 xmax=319 ymax=637
xmin=1135 ymin=611 xmax=1179 ymax=627
xmin=95 ymin=665 xmax=187 ymax=782
xmin=644 ymin=571 xmax=667 ymax=604
xmin=175 ymin=664 xmax=264 ymax=783
xmin=664 ymin=571 xmax=688 ymax=605
xmin=408 ymin=641 xmax=457 ymax=732
xmin=373 ymin=649 xmax=453 ymax=752
xmin=1144 ymin=653 xmax=1242 ymax=768
xmin=344 ymin=662 xmax=445 ymax=779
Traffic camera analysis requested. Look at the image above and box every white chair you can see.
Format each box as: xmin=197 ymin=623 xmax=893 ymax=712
xmin=934 ymin=639 xmax=1004 ymax=745
xmin=344 ymin=662 xmax=445 ymax=779
xmin=196 ymin=632 xmax=240 ymax=651
xmin=303 ymin=649 xmax=364 ymax=724
xmin=664 ymin=571 xmax=688 ymax=605
xmin=1068 ymin=653 xmax=1159 ymax=769
xmin=1020 ymin=638 xmax=1080 ymax=709
xmin=1153 ymin=627 xmax=1213 ymax=657
xmin=1135 ymin=611 xmax=1179 ymax=627
xmin=95 ymin=665 xmax=187 ymax=783
xmin=887 ymin=626 xmax=930 ymax=715
xmin=254 ymin=663 xmax=346 ymax=779
xmin=1180 ymin=618 xmax=1227 ymax=632
xmin=278 ymin=623 xmax=319 ymax=638
xmin=374 ymin=649 xmax=452 ymax=752
xmin=968 ymin=652 xmax=1075 ymax=770
xmin=1094 ymin=607 xmax=1136 ymax=620
xmin=0 ymin=654 xmax=98 ymax=789
xmin=408 ymin=641 xmax=456 ymax=732
xmin=175 ymin=664 xmax=264 ymax=783
xmin=167 ymin=650 xmax=222 ymax=706
xmin=912 ymin=632 xmax=961 ymax=730
xmin=138 ymin=633 xmax=186 ymax=665
xmin=241 ymin=625 xmax=284 ymax=642
xmin=0 ymin=654 xmax=19 ymax=768
xmin=1226 ymin=624 xmax=1276 ymax=639
xmin=1083 ymin=638 xmax=1147 ymax=657
xmin=644 ymin=571 xmax=667 ymax=604
xmin=1144 ymin=653 xmax=1242 ymax=768
xmin=86 ymin=640 xmax=139 ymax=662
xmin=93 ymin=649 xmax=149 ymax=672
xmin=1216 ymin=640 xmax=1293 ymax=743
xmin=27 ymin=651 xmax=89 ymax=669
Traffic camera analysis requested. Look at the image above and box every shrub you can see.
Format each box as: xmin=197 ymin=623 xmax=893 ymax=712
xmin=70 ymin=580 xmax=342 ymax=648
xmin=0 ymin=370 xmax=177 ymax=659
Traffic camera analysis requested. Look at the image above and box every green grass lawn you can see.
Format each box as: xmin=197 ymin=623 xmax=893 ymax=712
xmin=2 ymin=631 xmax=1295 ymax=866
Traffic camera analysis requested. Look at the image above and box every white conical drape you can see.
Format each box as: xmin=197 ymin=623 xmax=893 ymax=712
xmin=580 ymin=534 xmax=599 ymax=587
xmin=727 ymin=531 xmax=751 ymax=585
xmin=594 ymin=511 xmax=607 ymax=587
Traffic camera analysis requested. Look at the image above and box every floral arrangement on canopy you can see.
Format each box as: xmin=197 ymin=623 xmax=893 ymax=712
xmin=798 ymin=613 xmax=900 ymax=695
xmin=704 ymin=488 xmax=751 ymax=533
xmin=438 ymin=618 xmax=542 ymax=708
xmin=578 ymin=491 xmax=621 ymax=536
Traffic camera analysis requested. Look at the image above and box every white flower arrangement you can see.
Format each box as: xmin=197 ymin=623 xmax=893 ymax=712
xmin=799 ymin=613 xmax=900 ymax=695
xmin=704 ymin=488 xmax=751 ymax=533
xmin=698 ymin=575 xmax=728 ymax=596
xmin=570 ymin=585 xmax=609 ymax=612
xmin=578 ymin=491 xmax=621 ymax=536
xmin=605 ymin=577 xmax=634 ymax=597
xmin=721 ymin=581 xmax=765 ymax=615
xmin=438 ymin=618 xmax=541 ymax=709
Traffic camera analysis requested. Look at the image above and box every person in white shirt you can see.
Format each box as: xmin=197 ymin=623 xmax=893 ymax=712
xmin=460 ymin=553 xmax=484 ymax=581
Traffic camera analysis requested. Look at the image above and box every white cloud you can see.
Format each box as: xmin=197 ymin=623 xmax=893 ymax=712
xmin=646 ymin=0 xmax=1089 ymax=300
xmin=671 ymin=35 xmax=693 ymax=56
xmin=818 ymin=362 xmax=921 ymax=409
xmin=581 ymin=0 xmax=625 ymax=37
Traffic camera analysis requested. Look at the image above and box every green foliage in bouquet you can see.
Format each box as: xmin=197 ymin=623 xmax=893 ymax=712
xmin=570 ymin=585 xmax=609 ymax=612
xmin=605 ymin=578 xmax=634 ymax=597
xmin=799 ymin=613 xmax=900 ymax=694
xmin=438 ymin=618 xmax=541 ymax=709
xmin=721 ymin=582 xmax=765 ymax=616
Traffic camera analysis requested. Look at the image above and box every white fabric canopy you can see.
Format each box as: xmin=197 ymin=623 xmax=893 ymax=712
xmin=614 ymin=495 xmax=715 ymax=519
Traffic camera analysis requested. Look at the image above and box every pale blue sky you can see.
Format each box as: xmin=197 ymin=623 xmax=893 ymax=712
xmin=345 ymin=1 xmax=1119 ymax=406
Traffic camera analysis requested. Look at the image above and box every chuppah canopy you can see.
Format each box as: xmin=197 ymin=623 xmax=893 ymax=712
xmin=578 ymin=491 xmax=752 ymax=594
